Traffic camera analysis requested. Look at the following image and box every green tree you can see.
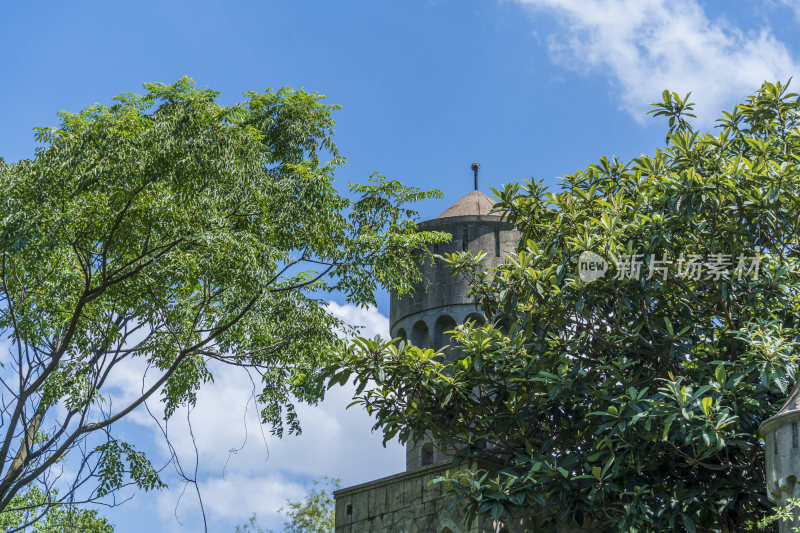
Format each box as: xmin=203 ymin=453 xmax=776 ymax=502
xmin=235 ymin=514 xmax=268 ymax=533
xmin=235 ymin=477 xmax=338 ymax=533
xmin=334 ymin=81 xmax=800 ymax=532
xmin=0 ymin=77 xmax=445 ymax=528
xmin=280 ymin=477 xmax=338 ymax=533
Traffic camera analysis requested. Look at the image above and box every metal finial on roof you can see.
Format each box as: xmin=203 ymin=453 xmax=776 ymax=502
xmin=471 ymin=162 xmax=480 ymax=191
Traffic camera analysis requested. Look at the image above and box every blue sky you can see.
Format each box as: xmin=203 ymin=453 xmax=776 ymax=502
xmin=2 ymin=1 xmax=800 ymax=531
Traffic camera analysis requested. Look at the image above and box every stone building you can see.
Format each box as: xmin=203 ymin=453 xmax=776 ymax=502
xmin=761 ymin=383 xmax=800 ymax=532
xmin=334 ymin=174 xmax=523 ymax=533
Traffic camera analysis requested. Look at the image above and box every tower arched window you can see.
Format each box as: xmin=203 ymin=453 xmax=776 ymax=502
xmin=410 ymin=320 xmax=431 ymax=349
xmin=433 ymin=315 xmax=457 ymax=351
xmin=464 ymin=313 xmax=486 ymax=327
xmin=421 ymin=442 xmax=434 ymax=466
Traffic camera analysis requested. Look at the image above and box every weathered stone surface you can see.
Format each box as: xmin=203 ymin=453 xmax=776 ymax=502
xmin=391 ymin=210 xmax=520 ymax=474
xmin=761 ymin=380 xmax=800 ymax=533
xmin=334 ymin=462 xmax=488 ymax=532
xmin=434 ymin=190 xmax=497 ymax=219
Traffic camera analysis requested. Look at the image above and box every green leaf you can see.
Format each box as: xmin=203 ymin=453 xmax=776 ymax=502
xmin=683 ymin=515 xmax=697 ymax=533
xmin=714 ymin=366 xmax=727 ymax=386
xmin=701 ymin=397 xmax=713 ymax=416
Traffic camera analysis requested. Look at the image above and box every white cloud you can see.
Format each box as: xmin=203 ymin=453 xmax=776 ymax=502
xmin=105 ymin=302 xmax=402 ymax=531
xmin=512 ymin=0 xmax=799 ymax=122
xmin=326 ymin=302 xmax=390 ymax=339
xmin=780 ymin=0 xmax=800 ymax=19
xmin=154 ymin=472 xmax=308 ymax=532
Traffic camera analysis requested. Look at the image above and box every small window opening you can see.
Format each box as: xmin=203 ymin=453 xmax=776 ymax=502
xmin=462 ymin=228 xmax=468 ymax=252
xmin=494 ymin=227 xmax=500 ymax=257
xmin=421 ymin=442 xmax=434 ymax=466
xmin=346 ymin=503 xmax=352 ymax=515
xmin=793 ymin=422 xmax=798 ymax=449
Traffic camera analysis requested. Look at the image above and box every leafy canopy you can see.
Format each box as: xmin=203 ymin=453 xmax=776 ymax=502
xmin=0 ymin=77 xmax=445 ymax=524
xmin=335 ymin=81 xmax=800 ymax=532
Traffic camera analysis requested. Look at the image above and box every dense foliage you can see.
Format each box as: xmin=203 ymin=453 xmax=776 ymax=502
xmin=334 ymin=81 xmax=800 ymax=532
xmin=0 ymin=78 xmax=445 ymax=528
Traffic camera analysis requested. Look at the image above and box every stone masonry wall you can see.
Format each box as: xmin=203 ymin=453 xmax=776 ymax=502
xmin=334 ymin=462 xmax=479 ymax=533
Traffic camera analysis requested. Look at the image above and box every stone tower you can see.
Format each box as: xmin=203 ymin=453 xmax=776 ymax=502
xmin=391 ymin=187 xmax=518 ymax=472
xmin=334 ymin=170 xmax=522 ymax=533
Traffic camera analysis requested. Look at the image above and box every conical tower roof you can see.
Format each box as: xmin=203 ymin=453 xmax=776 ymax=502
xmin=434 ymin=189 xmax=498 ymax=219
xmin=761 ymin=380 xmax=800 ymax=434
